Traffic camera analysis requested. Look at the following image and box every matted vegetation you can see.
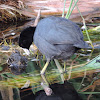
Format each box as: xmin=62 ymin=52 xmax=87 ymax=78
xmin=0 ymin=4 xmax=24 ymax=22
xmin=0 ymin=0 xmax=28 ymax=23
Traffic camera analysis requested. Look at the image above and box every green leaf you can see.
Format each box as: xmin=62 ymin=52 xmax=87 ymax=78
xmin=0 ymin=67 xmax=3 ymax=71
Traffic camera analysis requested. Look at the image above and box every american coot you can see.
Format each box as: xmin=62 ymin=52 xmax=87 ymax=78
xmin=19 ymin=16 xmax=89 ymax=75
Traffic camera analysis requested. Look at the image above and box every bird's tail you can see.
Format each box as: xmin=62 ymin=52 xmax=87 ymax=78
xmin=74 ymin=41 xmax=91 ymax=49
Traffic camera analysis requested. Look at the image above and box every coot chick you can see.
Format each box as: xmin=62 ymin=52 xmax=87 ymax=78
xmin=35 ymin=81 xmax=83 ymax=100
xmin=7 ymin=50 xmax=28 ymax=75
xmin=19 ymin=16 xmax=89 ymax=75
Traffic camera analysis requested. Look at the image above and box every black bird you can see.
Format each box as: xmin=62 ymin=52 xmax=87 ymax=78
xmin=35 ymin=91 xmax=61 ymax=100
xmin=19 ymin=16 xmax=89 ymax=75
xmin=35 ymin=81 xmax=83 ymax=100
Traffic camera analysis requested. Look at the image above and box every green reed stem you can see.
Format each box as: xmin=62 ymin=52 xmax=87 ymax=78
xmin=62 ymin=0 xmax=66 ymax=17
xmin=65 ymin=0 xmax=73 ymax=19
xmin=66 ymin=0 xmax=78 ymax=19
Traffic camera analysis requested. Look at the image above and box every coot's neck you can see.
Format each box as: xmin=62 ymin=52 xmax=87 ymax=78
xmin=31 ymin=26 xmax=36 ymax=37
xmin=28 ymin=26 xmax=36 ymax=49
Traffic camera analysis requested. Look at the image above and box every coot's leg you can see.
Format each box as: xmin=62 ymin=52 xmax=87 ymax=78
xmin=68 ymin=61 xmax=73 ymax=80
xmin=40 ymin=60 xmax=50 ymax=86
xmin=64 ymin=61 xmax=67 ymax=72
xmin=54 ymin=59 xmax=65 ymax=82
xmin=41 ymin=82 xmax=52 ymax=96
xmin=40 ymin=60 xmax=50 ymax=75
xmin=41 ymin=74 xmax=49 ymax=86
xmin=54 ymin=59 xmax=63 ymax=73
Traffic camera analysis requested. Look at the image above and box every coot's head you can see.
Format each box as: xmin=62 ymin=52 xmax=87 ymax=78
xmin=19 ymin=26 xmax=36 ymax=49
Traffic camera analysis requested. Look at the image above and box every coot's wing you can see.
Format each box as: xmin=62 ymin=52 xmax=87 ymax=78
xmin=34 ymin=16 xmax=88 ymax=48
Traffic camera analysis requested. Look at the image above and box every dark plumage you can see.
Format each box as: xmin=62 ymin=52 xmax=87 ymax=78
xmin=35 ymin=91 xmax=61 ymax=100
xmin=34 ymin=16 xmax=88 ymax=60
xmin=19 ymin=26 xmax=36 ymax=49
xmin=19 ymin=16 xmax=88 ymax=60
xmin=35 ymin=81 xmax=83 ymax=100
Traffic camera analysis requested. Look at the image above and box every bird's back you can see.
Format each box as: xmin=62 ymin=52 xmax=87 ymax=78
xmin=34 ymin=16 xmax=89 ymax=60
